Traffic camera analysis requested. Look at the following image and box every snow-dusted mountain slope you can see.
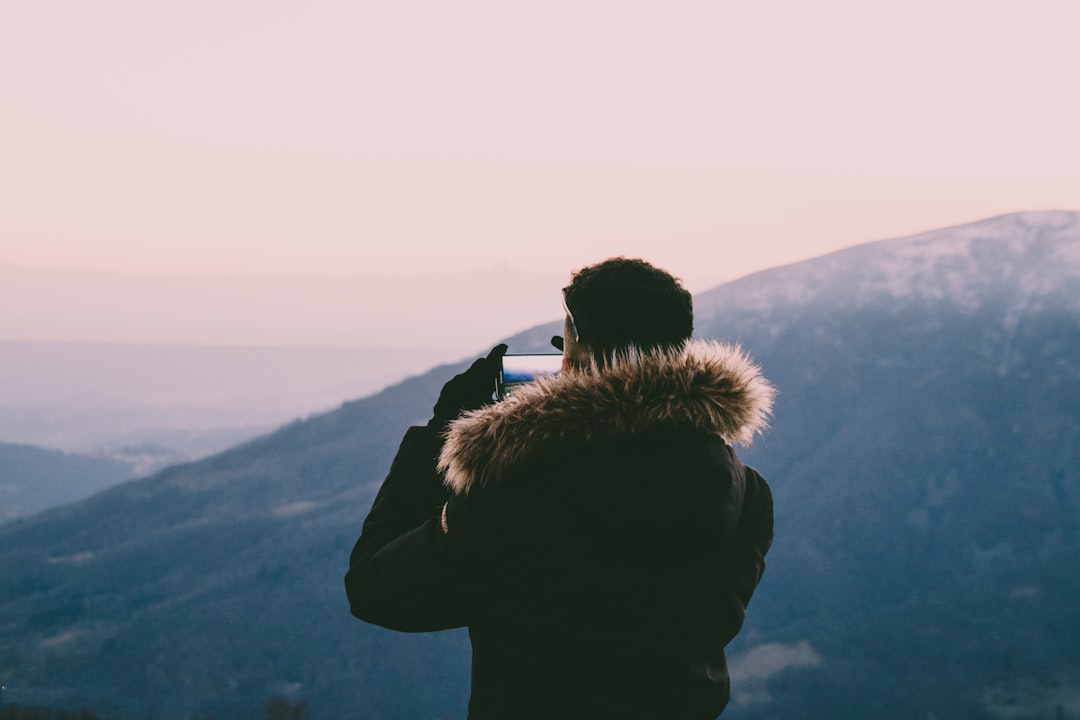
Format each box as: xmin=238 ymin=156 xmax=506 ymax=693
xmin=695 ymin=210 xmax=1079 ymax=319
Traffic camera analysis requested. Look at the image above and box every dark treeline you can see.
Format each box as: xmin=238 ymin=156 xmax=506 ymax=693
xmin=0 ymin=698 xmax=307 ymax=720
xmin=0 ymin=708 xmax=99 ymax=720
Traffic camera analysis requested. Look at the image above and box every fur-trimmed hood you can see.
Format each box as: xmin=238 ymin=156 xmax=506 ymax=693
xmin=439 ymin=339 xmax=775 ymax=495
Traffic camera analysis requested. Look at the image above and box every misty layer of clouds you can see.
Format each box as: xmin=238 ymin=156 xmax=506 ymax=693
xmin=728 ymin=641 xmax=823 ymax=707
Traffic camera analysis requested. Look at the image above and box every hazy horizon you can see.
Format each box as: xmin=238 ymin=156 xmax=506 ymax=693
xmin=5 ymin=209 xmax=1078 ymax=351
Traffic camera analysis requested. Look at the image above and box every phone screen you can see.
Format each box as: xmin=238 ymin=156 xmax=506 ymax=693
xmin=497 ymin=353 xmax=562 ymax=399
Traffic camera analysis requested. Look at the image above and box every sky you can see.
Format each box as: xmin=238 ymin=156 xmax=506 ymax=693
xmin=2 ymin=0 xmax=1079 ymax=346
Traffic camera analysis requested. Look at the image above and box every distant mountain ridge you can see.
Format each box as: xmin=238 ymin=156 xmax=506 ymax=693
xmin=1 ymin=210 xmax=1078 ymax=720
xmin=0 ymin=443 xmax=134 ymax=525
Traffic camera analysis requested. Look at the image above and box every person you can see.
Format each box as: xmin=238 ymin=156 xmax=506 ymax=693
xmin=345 ymin=257 xmax=775 ymax=719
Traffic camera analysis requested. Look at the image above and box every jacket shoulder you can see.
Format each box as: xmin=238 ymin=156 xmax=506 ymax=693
xmin=440 ymin=341 xmax=775 ymax=494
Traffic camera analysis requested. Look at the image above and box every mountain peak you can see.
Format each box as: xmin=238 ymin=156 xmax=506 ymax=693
xmin=697 ymin=210 xmax=1080 ymax=322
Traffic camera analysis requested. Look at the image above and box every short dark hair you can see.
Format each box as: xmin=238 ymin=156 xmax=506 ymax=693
xmin=563 ymin=257 xmax=693 ymax=357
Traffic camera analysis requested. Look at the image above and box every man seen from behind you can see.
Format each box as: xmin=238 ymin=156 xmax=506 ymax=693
xmin=345 ymin=257 xmax=776 ymax=719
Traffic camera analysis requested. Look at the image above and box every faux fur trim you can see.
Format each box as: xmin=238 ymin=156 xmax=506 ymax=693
xmin=438 ymin=340 xmax=775 ymax=494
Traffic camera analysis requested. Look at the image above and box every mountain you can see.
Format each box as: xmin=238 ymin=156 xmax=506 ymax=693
xmin=1 ymin=210 xmax=1078 ymax=720
xmin=693 ymin=209 xmax=1080 ymax=719
xmin=0 ymin=443 xmax=134 ymax=525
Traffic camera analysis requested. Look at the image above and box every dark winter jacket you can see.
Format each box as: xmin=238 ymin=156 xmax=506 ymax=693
xmin=346 ymin=340 xmax=775 ymax=719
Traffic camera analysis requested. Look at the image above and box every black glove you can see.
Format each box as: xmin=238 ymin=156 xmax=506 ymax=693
xmin=431 ymin=344 xmax=508 ymax=427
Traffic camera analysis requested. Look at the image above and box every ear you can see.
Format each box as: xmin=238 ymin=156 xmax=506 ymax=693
xmin=563 ymin=340 xmax=595 ymax=371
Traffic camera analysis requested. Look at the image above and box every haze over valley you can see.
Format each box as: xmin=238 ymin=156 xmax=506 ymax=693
xmin=0 ymin=266 xmax=574 ymax=479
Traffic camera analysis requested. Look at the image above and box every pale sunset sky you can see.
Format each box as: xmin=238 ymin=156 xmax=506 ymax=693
xmin=2 ymin=0 xmax=1078 ymax=348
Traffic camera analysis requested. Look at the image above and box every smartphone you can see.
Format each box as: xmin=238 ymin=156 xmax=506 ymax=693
xmin=497 ymin=353 xmax=562 ymax=399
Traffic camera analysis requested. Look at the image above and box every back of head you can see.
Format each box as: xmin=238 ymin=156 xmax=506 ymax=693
xmin=563 ymin=257 xmax=693 ymax=359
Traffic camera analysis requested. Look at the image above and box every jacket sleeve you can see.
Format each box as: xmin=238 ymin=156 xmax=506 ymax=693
xmin=345 ymin=423 xmax=474 ymax=632
xmin=716 ymin=464 xmax=774 ymax=643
